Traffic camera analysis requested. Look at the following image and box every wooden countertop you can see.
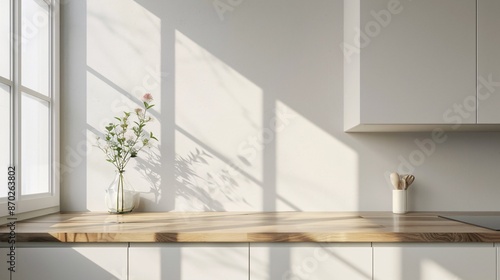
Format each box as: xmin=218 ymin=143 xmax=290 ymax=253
xmin=2 ymin=212 xmax=500 ymax=243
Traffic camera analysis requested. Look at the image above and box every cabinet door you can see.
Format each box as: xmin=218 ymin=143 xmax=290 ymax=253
xmin=0 ymin=244 xmax=128 ymax=280
xmin=359 ymin=0 xmax=476 ymax=125
xmin=250 ymin=243 xmax=372 ymax=280
xmin=373 ymin=244 xmax=496 ymax=280
xmin=478 ymin=0 xmax=500 ymax=123
xmin=129 ymin=243 xmax=248 ymax=280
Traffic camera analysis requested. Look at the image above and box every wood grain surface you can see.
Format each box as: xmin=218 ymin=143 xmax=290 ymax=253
xmin=1 ymin=212 xmax=500 ymax=243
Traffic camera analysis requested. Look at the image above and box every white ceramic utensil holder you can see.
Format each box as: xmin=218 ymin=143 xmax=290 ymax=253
xmin=392 ymin=190 xmax=407 ymax=214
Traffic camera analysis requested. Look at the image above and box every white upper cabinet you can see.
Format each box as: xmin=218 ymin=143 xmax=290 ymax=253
xmin=344 ymin=0 xmax=477 ymax=132
xmin=478 ymin=0 xmax=500 ymax=123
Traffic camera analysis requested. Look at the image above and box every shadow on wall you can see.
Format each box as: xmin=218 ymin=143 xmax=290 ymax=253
xmin=134 ymin=144 xmax=247 ymax=211
xmin=173 ymin=148 xmax=243 ymax=211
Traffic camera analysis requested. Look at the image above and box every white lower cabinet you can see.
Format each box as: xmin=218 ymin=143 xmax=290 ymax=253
xmin=0 ymin=243 xmax=128 ymax=280
xmin=373 ymin=243 xmax=496 ymax=280
xmin=3 ymin=242 xmax=500 ymax=280
xmin=129 ymin=243 xmax=248 ymax=280
xmin=250 ymin=243 xmax=372 ymax=280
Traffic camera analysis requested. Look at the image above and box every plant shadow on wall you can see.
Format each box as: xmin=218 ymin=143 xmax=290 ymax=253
xmin=173 ymin=148 xmax=250 ymax=211
xmin=135 ymin=144 xmax=250 ymax=211
xmin=134 ymin=146 xmax=162 ymax=205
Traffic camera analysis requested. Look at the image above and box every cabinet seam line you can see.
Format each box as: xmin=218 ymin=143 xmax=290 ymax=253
xmin=371 ymin=242 xmax=374 ymax=280
xmin=127 ymin=242 xmax=130 ymax=280
xmin=248 ymin=243 xmax=250 ymax=280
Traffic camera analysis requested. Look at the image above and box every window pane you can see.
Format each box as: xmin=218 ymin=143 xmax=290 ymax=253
xmin=0 ymin=84 xmax=10 ymax=198
xmin=21 ymin=93 xmax=49 ymax=195
xmin=0 ymin=0 xmax=11 ymax=79
xmin=21 ymin=0 xmax=49 ymax=95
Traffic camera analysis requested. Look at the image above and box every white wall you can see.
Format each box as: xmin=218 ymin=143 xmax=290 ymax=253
xmin=60 ymin=0 xmax=500 ymax=212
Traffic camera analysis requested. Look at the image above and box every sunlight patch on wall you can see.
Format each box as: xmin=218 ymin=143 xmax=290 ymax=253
xmin=175 ymin=30 xmax=263 ymax=181
xmin=86 ymin=70 xmax=126 ymax=210
xmin=276 ymin=101 xmax=359 ymax=210
xmin=87 ymin=0 xmax=161 ymax=96
xmin=174 ymin=130 xmax=262 ymax=211
xmin=175 ymin=30 xmax=263 ymax=210
xmin=86 ymin=0 xmax=162 ymax=210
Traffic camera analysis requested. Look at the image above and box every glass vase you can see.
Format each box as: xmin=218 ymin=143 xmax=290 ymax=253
xmin=105 ymin=170 xmax=140 ymax=214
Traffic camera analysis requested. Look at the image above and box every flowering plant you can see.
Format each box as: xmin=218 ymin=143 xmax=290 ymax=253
xmin=96 ymin=93 xmax=158 ymax=173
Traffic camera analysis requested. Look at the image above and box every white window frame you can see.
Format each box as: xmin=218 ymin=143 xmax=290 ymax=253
xmin=0 ymin=0 xmax=59 ymax=222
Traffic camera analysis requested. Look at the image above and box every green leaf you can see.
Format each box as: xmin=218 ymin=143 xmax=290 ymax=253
xmin=114 ymin=117 xmax=121 ymax=122
xmin=150 ymin=132 xmax=158 ymax=141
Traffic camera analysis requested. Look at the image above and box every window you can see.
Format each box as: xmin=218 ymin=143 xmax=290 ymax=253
xmin=0 ymin=0 xmax=59 ymax=220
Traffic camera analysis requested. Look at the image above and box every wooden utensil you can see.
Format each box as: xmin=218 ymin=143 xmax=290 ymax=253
xmin=390 ymin=172 xmax=400 ymax=190
xmin=399 ymin=177 xmax=407 ymax=190
xmin=404 ymin=175 xmax=415 ymax=189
